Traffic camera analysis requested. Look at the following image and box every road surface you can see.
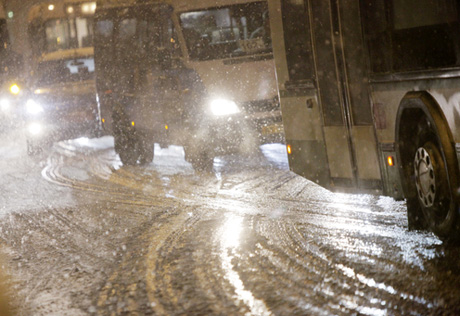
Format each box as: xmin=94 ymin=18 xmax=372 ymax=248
xmin=1 ymin=129 xmax=459 ymax=315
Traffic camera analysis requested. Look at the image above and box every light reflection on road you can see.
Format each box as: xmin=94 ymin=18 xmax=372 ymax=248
xmin=220 ymin=214 xmax=272 ymax=316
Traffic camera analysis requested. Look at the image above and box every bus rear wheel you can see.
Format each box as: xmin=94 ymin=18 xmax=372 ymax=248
xmin=410 ymin=118 xmax=458 ymax=239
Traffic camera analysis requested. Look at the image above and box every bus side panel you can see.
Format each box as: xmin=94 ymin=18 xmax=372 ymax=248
xmin=281 ymin=93 xmax=330 ymax=186
xmin=351 ymin=126 xmax=382 ymax=187
xmin=323 ymin=126 xmax=353 ymax=184
xmin=341 ymin=0 xmax=383 ymax=191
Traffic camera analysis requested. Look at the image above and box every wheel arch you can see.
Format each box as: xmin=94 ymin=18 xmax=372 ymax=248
xmin=395 ymin=91 xmax=459 ymax=202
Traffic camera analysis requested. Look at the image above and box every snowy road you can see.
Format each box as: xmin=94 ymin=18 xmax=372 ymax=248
xmin=1 ymin=128 xmax=460 ymax=315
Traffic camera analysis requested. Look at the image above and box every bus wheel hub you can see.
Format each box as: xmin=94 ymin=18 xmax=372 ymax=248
xmin=414 ymin=146 xmax=437 ymax=208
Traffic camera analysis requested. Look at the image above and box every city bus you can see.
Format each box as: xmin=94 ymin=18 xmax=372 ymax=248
xmin=94 ymin=0 xmax=282 ymax=167
xmin=24 ymin=1 xmax=100 ymax=154
xmin=268 ymin=0 xmax=460 ymax=239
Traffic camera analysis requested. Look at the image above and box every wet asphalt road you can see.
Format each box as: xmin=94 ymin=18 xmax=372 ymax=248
xmin=1 ymin=131 xmax=460 ymax=315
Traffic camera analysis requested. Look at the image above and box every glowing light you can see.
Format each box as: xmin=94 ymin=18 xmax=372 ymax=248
xmin=210 ymin=99 xmax=240 ymax=116
xmin=48 ymin=4 xmax=55 ymax=11
xmin=26 ymin=99 xmax=44 ymax=114
xmin=131 ymin=121 xmax=135 ymax=126
xmin=67 ymin=6 xmax=74 ymax=14
xmin=101 ymin=118 xmax=105 ymax=123
xmin=81 ymin=2 xmax=96 ymax=14
xmin=221 ymin=215 xmax=243 ymax=248
xmin=28 ymin=123 xmax=42 ymax=135
xmin=387 ymin=156 xmax=394 ymax=167
xmin=165 ymin=125 xmax=168 ymax=130
xmin=7 ymin=11 xmax=13 ymax=19
xmin=9 ymin=84 xmax=20 ymax=95
xmin=287 ymin=144 xmax=292 ymax=155
xmin=220 ymin=215 xmax=271 ymax=315
xmin=0 ymin=98 xmax=10 ymax=111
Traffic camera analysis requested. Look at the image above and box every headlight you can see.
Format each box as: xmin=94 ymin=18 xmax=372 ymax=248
xmin=26 ymin=99 xmax=44 ymax=114
xmin=0 ymin=98 xmax=9 ymax=112
xmin=9 ymin=84 xmax=20 ymax=95
xmin=27 ymin=122 xmax=43 ymax=135
xmin=210 ymin=99 xmax=240 ymax=116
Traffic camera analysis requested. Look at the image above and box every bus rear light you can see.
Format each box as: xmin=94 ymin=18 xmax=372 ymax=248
xmin=165 ymin=125 xmax=169 ymax=130
xmin=287 ymin=144 xmax=292 ymax=155
xmin=387 ymin=156 xmax=394 ymax=167
xmin=101 ymin=118 xmax=105 ymax=123
xmin=131 ymin=121 xmax=135 ymax=127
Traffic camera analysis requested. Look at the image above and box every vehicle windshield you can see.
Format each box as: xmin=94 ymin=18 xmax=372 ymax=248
xmin=44 ymin=17 xmax=93 ymax=53
xmin=94 ymin=5 xmax=180 ymax=93
xmin=179 ymin=1 xmax=272 ymax=61
xmin=34 ymin=57 xmax=95 ymax=86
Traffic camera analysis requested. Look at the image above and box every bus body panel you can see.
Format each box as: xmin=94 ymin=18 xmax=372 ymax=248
xmin=371 ymin=80 xmax=460 ymax=168
xmin=323 ymin=126 xmax=354 ymax=180
xmin=351 ymin=126 xmax=381 ymax=180
xmin=279 ymin=92 xmax=331 ymax=186
xmin=271 ymin=0 xmax=460 ymax=237
xmin=272 ymin=0 xmax=383 ymax=194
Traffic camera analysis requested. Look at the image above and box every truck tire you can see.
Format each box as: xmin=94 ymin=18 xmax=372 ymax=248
xmin=115 ymin=132 xmax=154 ymax=166
xmin=184 ymin=145 xmax=213 ymax=171
xmin=139 ymin=137 xmax=154 ymax=165
xmin=115 ymin=133 xmax=139 ymax=166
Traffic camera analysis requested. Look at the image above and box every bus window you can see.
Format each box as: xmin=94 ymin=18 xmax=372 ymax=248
xmin=45 ymin=19 xmax=72 ymax=52
xmin=179 ymin=1 xmax=272 ymax=61
xmin=0 ymin=19 xmax=9 ymax=50
xmin=43 ymin=16 xmax=94 ymax=54
xmin=95 ymin=19 xmax=113 ymax=39
xmin=362 ymin=0 xmax=460 ymax=73
xmin=281 ymin=0 xmax=314 ymax=81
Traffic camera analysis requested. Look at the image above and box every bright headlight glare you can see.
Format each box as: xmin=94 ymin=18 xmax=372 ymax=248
xmin=0 ymin=98 xmax=10 ymax=111
xmin=26 ymin=99 xmax=43 ymax=114
xmin=210 ymin=99 xmax=240 ymax=116
xmin=28 ymin=122 xmax=42 ymax=135
xmin=9 ymin=84 xmax=20 ymax=95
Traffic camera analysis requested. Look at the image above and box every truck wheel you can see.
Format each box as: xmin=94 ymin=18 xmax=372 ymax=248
xmin=118 ymin=144 xmax=139 ymax=165
xmin=139 ymin=138 xmax=154 ymax=165
xmin=115 ymin=133 xmax=139 ymax=166
xmin=184 ymin=145 xmax=213 ymax=171
xmin=410 ymin=116 xmax=459 ymax=238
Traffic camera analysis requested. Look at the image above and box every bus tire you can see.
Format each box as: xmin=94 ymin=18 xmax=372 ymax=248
xmin=410 ymin=115 xmax=459 ymax=239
